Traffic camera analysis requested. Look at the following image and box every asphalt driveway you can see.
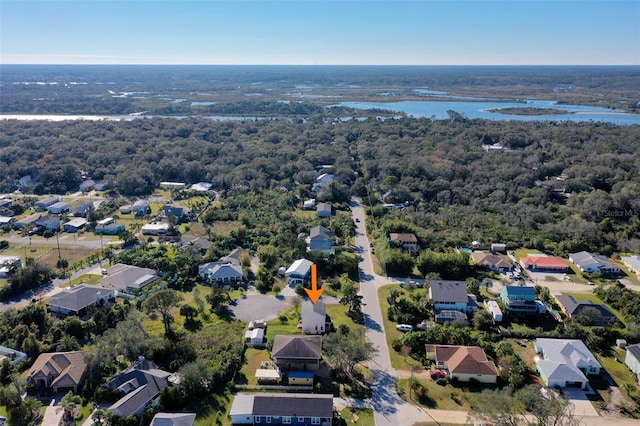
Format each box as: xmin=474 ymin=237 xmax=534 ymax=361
xmin=229 ymin=293 xmax=292 ymax=322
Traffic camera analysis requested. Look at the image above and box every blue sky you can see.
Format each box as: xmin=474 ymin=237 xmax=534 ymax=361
xmin=2 ymin=1 xmax=639 ymax=65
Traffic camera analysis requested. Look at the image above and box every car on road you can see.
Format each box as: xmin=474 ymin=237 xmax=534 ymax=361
xmin=355 ymin=218 xmax=360 ymax=222
xmin=396 ymin=324 xmax=414 ymax=332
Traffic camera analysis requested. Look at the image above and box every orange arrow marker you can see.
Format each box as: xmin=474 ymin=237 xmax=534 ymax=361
xmin=304 ymin=263 xmax=324 ymax=304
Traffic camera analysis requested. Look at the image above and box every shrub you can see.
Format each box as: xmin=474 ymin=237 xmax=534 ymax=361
xmin=436 ymin=378 xmax=447 ymax=386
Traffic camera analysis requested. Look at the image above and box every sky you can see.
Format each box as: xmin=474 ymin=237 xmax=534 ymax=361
xmin=1 ymin=1 xmax=639 ymax=65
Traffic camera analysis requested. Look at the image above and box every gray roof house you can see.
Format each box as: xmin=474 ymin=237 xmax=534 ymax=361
xmin=63 ymin=217 xmax=88 ymax=233
xmin=48 ymin=284 xmax=114 ymax=317
xmin=132 ymin=199 xmax=151 ymax=216
xmin=106 ymin=358 xmax=178 ymax=418
xmin=101 ymin=264 xmax=161 ymax=295
xmin=34 ymin=197 xmax=60 ymax=211
xmin=316 ymin=202 xmax=332 ymax=218
xmin=198 ymin=262 xmax=244 ymax=284
xmin=555 ymin=295 xmax=617 ymax=325
xmin=71 ymin=201 xmax=94 ymax=217
xmin=569 ymin=251 xmax=620 ymax=274
xmin=79 ymin=179 xmax=96 ymax=192
xmin=307 ymin=225 xmax=334 ymax=252
xmin=150 ymin=413 xmax=196 ymax=426
xmin=429 ymin=280 xmax=469 ymax=313
xmin=534 ymin=338 xmax=602 ymax=390
xmin=271 ymin=335 xmax=322 ymax=372
xmin=624 ymin=343 xmax=640 ymax=374
xmin=285 ymin=259 xmax=314 ymax=284
xmin=230 ymin=393 xmax=333 ymax=426
xmin=621 ymin=255 xmax=640 ymax=277
xmin=35 ymin=215 xmax=61 ymax=231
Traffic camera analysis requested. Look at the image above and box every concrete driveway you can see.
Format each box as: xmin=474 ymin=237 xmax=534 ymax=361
xmin=562 ymin=387 xmax=600 ymax=417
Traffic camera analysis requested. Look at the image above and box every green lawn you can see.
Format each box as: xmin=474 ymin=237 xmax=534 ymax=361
xmin=597 ymin=348 xmax=639 ymax=398
xmin=514 ymin=248 xmax=541 ymax=260
xmin=377 ymin=284 xmax=424 ymax=369
xmin=188 ymin=389 xmax=234 ymax=426
xmin=396 ymin=377 xmax=486 ymax=411
xmin=338 ymin=407 xmax=374 ymax=426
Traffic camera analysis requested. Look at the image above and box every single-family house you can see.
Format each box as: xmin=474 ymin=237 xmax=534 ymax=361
xmin=71 ymin=201 xmax=94 ymax=217
xmin=621 ymin=255 xmax=640 ymax=277
xmin=34 ymin=197 xmax=60 ymax=211
xmin=106 ymin=358 xmax=178 ymax=418
xmin=160 ymin=182 xmax=186 ymax=191
xmin=35 ymin=215 xmax=61 ymax=232
xmin=534 ymin=338 xmax=601 ymax=389
xmin=285 ymin=259 xmax=314 ymax=284
xmin=569 ymin=251 xmax=620 ymax=274
xmin=219 ymin=248 xmax=249 ymax=266
xmin=429 ymin=280 xmax=469 ymax=313
xmin=164 ymin=205 xmax=186 ymax=220
xmin=316 ymin=203 xmax=332 ymax=218
xmin=0 ymin=199 xmax=11 ymax=210
xmin=520 ymin=256 xmax=568 ymax=272
xmin=500 ymin=286 xmax=539 ymax=315
xmin=101 ymin=264 xmax=161 ymax=295
xmin=554 ymin=295 xmax=616 ymax=325
xmin=14 ymin=213 xmax=42 ymax=229
xmin=388 ymin=233 xmax=418 ymax=252
xmin=301 ymin=300 xmax=332 ymax=335
xmin=150 ymin=413 xmax=196 ymax=426
xmin=119 ymin=205 xmax=132 ymax=214
xmin=307 ymin=226 xmax=334 ymax=252
xmin=79 ymin=179 xmax=96 ymax=192
xmin=48 ymin=284 xmax=114 ymax=317
xmin=425 ymin=345 xmax=498 ymax=384
xmin=470 ymin=252 xmax=513 ymax=273
xmin=229 ymin=393 xmax=333 ymax=426
xmin=189 ymin=182 xmax=212 ymax=193
xmin=95 ymin=223 xmax=126 ymax=235
xmin=302 ymin=199 xmax=316 ymax=210
xmin=141 ymin=223 xmax=171 ymax=236
xmin=271 ymin=335 xmax=322 ymax=372
xmin=181 ymin=237 xmax=213 ymax=256
xmin=0 ymin=255 xmax=21 ymax=278
xmin=624 ymin=343 xmax=640 ymax=374
xmin=27 ymin=351 xmax=88 ymax=393
xmin=199 ymin=262 xmax=244 ymax=284
xmin=132 ymin=199 xmax=151 ymax=216
xmin=63 ymin=217 xmax=88 ymax=233
xmin=312 ymin=173 xmax=334 ymax=192
xmin=0 ymin=345 xmax=27 ymax=366
xmin=0 ymin=216 xmax=15 ymax=226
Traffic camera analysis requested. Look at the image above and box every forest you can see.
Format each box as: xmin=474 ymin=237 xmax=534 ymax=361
xmin=1 ymin=115 xmax=639 ymax=257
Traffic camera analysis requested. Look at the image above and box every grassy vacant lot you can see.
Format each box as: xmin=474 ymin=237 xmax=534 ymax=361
xmin=377 ymin=284 xmax=424 ymax=369
xmin=338 ymin=407 xmax=374 ymax=425
xmin=396 ymin=377 xmax=486 ymax=411
xmin=189 ymin=389 xmax=234 ymax=426
xmin=513 ymin=248 xmax=541 ymax=260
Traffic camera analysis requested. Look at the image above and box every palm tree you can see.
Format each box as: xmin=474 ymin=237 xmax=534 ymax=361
xmin=21 ymin=397 xmax=43 ymax=425
xmin=56 ymin=391 xmax=82 ymax=425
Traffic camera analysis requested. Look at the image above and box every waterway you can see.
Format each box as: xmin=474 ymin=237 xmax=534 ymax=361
xmin=1 ymin=99 xmax=638 ymax=125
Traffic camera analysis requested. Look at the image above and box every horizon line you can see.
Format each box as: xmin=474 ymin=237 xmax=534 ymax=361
xmin=2 ymin=63 xmax=639 ymax=67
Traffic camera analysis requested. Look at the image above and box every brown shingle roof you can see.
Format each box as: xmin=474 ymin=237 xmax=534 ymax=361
xmin=28 ymin=351 xmax=87 ymax=388
xmin=389 ymin=233 xmax=418 ymax=243
xmin=428 ymin=345 xmax=498 ymax=376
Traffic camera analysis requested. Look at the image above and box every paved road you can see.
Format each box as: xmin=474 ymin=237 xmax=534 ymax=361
xmin=351 ymin=197 xmax=406 ymax=426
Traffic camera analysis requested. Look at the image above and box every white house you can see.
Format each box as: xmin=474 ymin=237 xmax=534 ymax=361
xmin=429 ymin=280 xmax=469 ymax=313
xmin=63 ymin=218 xmax=88 ymax=233
xmin=624 ymin=343 xmax=640 ymax=374
xmin=285 ymin=259 xmax=313 ymax=284
xmin=160 ymin=182 xmax=186 ymax=190
xmin=132 ymin=199 xmax=151 ymax=216
xmin=301 ymin=300 xmax=332 ymax=334
xmin=141 ymin=223 xmax=170 ymax=236
xmin=569 ymin=251 xmax=620 ymax=274
xmin=534 ymin=338 xmax=602 ymax=389
xmin=621 ymin=255 xmax=640 ymax=277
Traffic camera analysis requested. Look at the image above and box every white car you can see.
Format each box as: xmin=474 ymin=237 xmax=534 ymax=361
xmin=396 ymin=324 xmax=414 ymax=332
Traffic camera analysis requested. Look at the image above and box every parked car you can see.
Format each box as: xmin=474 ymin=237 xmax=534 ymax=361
xmin=396 ymin=324 xmax=414 ymax=332
xmin=416 ymin=321 xmax=428 ymax=330
xmin=430 ymin=370 xmax=447 ymax=379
